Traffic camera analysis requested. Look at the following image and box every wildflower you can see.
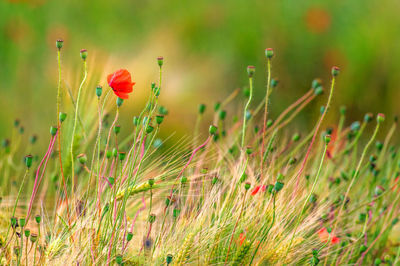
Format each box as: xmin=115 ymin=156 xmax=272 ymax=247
xmin=56 ymin=39 xmax=63 ymax=50
xmin=80 ymin=49 xmax=88 ymax=60
xmin=96 ymin=85 xmax=102 ymax=97
xmin=317 ymin=227 xmax=339 ymax=244
xmin=251 ymin=185 xmax=266 ymax=196
xmin=265 ymin=48 xmax=274 ymax=59
xmin=107 ymin=69 xmax=135 ymax=99
xmin=239 ymin=232 xmax=246 ymax=246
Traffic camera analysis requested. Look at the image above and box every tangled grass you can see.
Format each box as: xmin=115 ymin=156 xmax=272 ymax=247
xmin=0 ymin=42 xmax=399 ymax=266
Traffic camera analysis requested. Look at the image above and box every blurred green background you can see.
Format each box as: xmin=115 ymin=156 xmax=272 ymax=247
xmin=1 ymin=0 xmax=400 ymax=143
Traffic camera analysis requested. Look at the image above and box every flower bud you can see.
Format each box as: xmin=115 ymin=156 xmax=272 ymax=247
xmin=331 ymin=66 xmax=340 ymax=76
xmin=247 ymin=65 xmax=255 ymax=78
xmin=116 ymin=97 xmax=124 ymax=107
xmin=77 ymin=154 xmax=87 ymax=165
xmin=148 ymin=213 xmax=156 ymax=223
xmin=340 ymin=106 xmax=346 ymax=115
xmin=30 ymin=233 xmax=38 ymax=243
xmin=377 ymin=113 xmax=385 ymax=123
xmin=115 ymin=254 xmax=123 ymax=265
xmin=364 ymin=113 xmax=373 ymax=123
xmin=324 ymin=135 xmax=331 ymax=144
xmin=312 ymin=79 xmax=322 ymax=89
xmin=59 ymin=112 xmax=67 ymax=123
xmin=219 ymin=110 xmax=227 ymax=120
xmin=80 ymin=49 xmax=88 ymax=60
xmin=166 ymin=254 xmax=173 ymax=265
xmin=314 ymin=86 xmax=323 ymax=96
xmin=126 ymin=232 xmax=133 ymax=242
xmin=19 ymin=218 xmax=26 ymax=228
xmin=159 ymin=106 xmax=168 ymax=115
xmin=198 ymin=104 xmax=206 ymax=114
xmin=156 ymin=115 xmax=164 ymax=125
xmin=10 ymin=217 xmax=17 ymax=228
xmin=274 ymin=181 xmax=284 ymax=192
xmin=133 ymin=116 xmax=139 ymax=126
xmin=265 ymin=48 xmax=274 ymax=59
xmin=96 ymin=86 xmax=102 ymax=97
xmin=56 ymin=39 xmax=64 ymax=50
xmin=173 ymin=208 xmax=180 ymax=218
xmin=146 ymin=125 xmax=154 ymax=134
xmin=148 ymin=178 xmax=155 ymax=186
xmin=118 ymin=152 xmax=126 ymax=161
xmin=35 ymin=215 xmax=41 ymax=224
xmin=50 ymin=126 xmax=58 ymax=136
xmin=244 ymin=182 xmax=251 ymax=190
xmin=270 ymin=78 xmax=279 ymax=88
xmin=245 ymin=146 xmax=252 ymax=155
xmin=106 ymin=150 xmax=112 ymax=159
xmin=24 ymin=229 xmax=30 ymax=237
xmin=209 ymin=125 xmax=218 ymax=135
xmin=292 ymin=133 xmax=300 ymax=142
xmin=114 ymin=125 xmax=121 ymax=134
xmin=112 ymin=148 xmax=118 ymax=157
xmin=157 ymin=56 xmax=164 ymax=67
xmin=25 ymin=155 xmax=33 ymax=168
xmin=180 ymin=176 xmax=188 ymax=184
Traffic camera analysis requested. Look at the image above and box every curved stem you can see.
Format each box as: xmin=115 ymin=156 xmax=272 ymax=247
xmin=241 ymin=77 xmax=253 ymax=147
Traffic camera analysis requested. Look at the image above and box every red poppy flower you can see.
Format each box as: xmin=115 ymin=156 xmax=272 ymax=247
xmin=251 ymin=185 xmax=266 ymax=196
xmin=239 ymin=233 xmax=246 ymax=246
xmin=317 ymin=228 xmax=339 ymax=245
xmin=107 ymin=69 xmax=135 ymax=99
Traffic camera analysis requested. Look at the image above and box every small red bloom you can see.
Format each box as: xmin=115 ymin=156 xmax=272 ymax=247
xmin=251 ymin=185 xmax=266 ymax=196
xmin=239 ymin=233 xmax=246 ymax=246
xmin=317 ymin=227 xmax=339 ymax=245
xmin=107 ymin=69 xmax=135 ymax=99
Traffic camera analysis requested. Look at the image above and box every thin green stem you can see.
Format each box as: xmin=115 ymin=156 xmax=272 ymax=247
xmin=241 ymin=77 xmax=253 ymax=147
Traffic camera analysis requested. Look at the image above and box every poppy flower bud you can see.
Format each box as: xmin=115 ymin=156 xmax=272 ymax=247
xmin=265 ymin=48 xmax=274 ymax=59
xmin=267 ymin=184 xmax=274 ymax=193
xmin=80 ymin=49 xmax=88 ymax=61
xmin=148 ymin=178 xmax=155 ymax=186
xmin=112 ymin=148 xmax=118 ymax=158
xmin=180 ymin=176 xmax=188 ymax=184
xmin=274 ymin=181 xmax=284 ymax=192
xmin=106 ymin=150 xmax=112 ymax=159
xmin=35 ymin=215 xmax=41 ymax=224
xmin=376 ymin=141 xmax=383 ymax=151
xmin=331 ymin=66 xmax=340 ymax=76
xmin=19 ymin=218 xmax=26 ymax=228
xmin=30 ymin=233 xmax=38 ymax=243
xmin=270 ymin=78 xmax=279 ymax=88
xmin=277 ymin=173 xmax=284 ymax=181
xmin=118 ymin=152 xmax=126 ymax=161
xmin=126 ymin=232 xmax=133 ymax=242
xmin=157 ymin=56 xmax=164 ymax=67
xmin=324 ymin=135 xmax=331 ymax=144
xmin=312 ymin=79 xmax=322 ymax=89
xmin=59 ymin=112 xmax=67 ymax=123
xmin=247 ymin=66 xmax=255 ymax=78
xmin=198 ymin=104 xmax=206 ymax=114
xmin=114 ymin=125 xmax=121 ymax=134
xmin=267 ymin=119 xmax=273 ymax=128
xmin=50 ymin=126 xmax=57 ymax=136
xmin=30 ymin=135 xmax=37 ymax=144
xmin=364 ymin=113 xmax=373 ymax=123
xmin=209 ymin=125 xmax=218 ymax=135
xmin=156 ymin=115 xmax=164 ymax=125
xmin=166 ymin=254 xmax=173 ymax=265
xmin=56 ymin=39 xmax=64 ymax=50
xmin=340 ymin=106 xmax=346 ymax=115
xmin=214 ymin=102 xmax=221 ymax=111
xmin=309 ymin=193 xmax=317 ymax=203
xmin=240 ymin=173 xmax=247 ymax=183
xmin=76 ymin=154 xmax=86 ymax=165
xmin=146 ymin=125 xmax=154 ymax=134
xmin=159 ymin=106 xmax=168 ymax=115
xmin=292 ymin=133 xmax=300 ymax=142
xmin=246 ymin=146 xmax=252 ymax=155
xmin=244 ymin=182 xmax=251 ymax=190
xmin=24 ymin=229 xmax=30 ymax=238
xmin=374 ymin=185 xmax=385 ymax=196
xmin=115 ymin=254 xmax=123 ymax=265
xmin=10 ymin=217 xmax=17 ymax=228
xmin=116 ymin=97 xmax=124 ymax=107
xmin=359 ymin=244 xmax=367 ymax=253
xmin=212 ymin=176 xmax=218 ymax=185
xmin=314 ymin=86 xmax=323 ymax=96
xmin=132 ymin=116 xmax=139 ymax=126
xmin=377 ymin=113 xmax=385 ymax=123
xmin=96 ymin=86 xmax=102 ymax=97
xmin=219 ymin=110 xmax=227 ymax=120
xmin=148 ymin=214 xmax=156 ymax=223
xmin=25 ymin=155 xmax=33 ymax=168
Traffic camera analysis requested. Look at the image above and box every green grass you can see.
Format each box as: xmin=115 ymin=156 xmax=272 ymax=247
xmin=0 ymin=43 xmax=399 ymax=266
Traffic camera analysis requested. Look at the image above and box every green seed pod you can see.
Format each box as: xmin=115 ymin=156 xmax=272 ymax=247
xmin=277 ymin=173 xmax=284 ymax=181
xmin=148 ymin=178 xmax=155 ymax=186
xmin=56 ymin=39 xmax=64 ymax=49
xmin=244 ymin=182 xmax=251 ymax=190
xmin=198 ymin=104 xmax=206 ymax=114
xmin=133 ymin=116 xmax=139 ymax=126
xmin=156 ymin=115 xmax=164 ymax=125
xmin=209 ymin=125 xmax=218 ymax=135
xmin=77 ymin=154 xmax=87 ymax=165
xmin=106 ymin=150 xmax=112 ymax=159
xmin=364 ymin=113 xmax=373 ymax=123
xmin=157 ymin=56 xmax=164 ymax=67
xmin=246 ymin=146 xmax=252 ymax=155
xmin=19 ymin=218 xmax=26 ymax=228
xmin=25 ymin=155 xmax=33 ymax=168
xmin=118 ymin=152 xmax=126 ymax=161
xmin=96 ymin=85 xmax=102 ymax=97
xmin=265 ymin=48 xmax=274 ymax=59
xmin=270 ymin=78 xmax=279 ymax=88
xmin=10 ymin=217 xmax=17 ymax=228
xmin=267 ymin=184 xmax=274 ymax=194
xmin=324 ymin=134 xmax=331 ymax=144
xmin=173 ymin=208 xmax=180 ymax=218
xmin=50 ymin=126 xmax=58 ymax=136
xmin=112 ymin=148 xmax=118 ymax=158
xmin=359 ymin=244 xmax=367 ymax=253
xmin=59 ymin=112 xmax=67 ymax=123
xmin=146 ymin=125 xmax=154 ymax=134
xmin=247 ymin=65 xmax=255 ymax=78
xmin=240 ymin=173 xmax=247 ymax=183
xmin=126 ymin=232 xmax=133 ymax=242
xmin=115 ymin=254 xmax=123 ymax=265
xmin=219 ymin=110 xmax=227 ymax=120
xmin=80 ymin=49 xmax=88 ymax=60
xmin=116 ymin=97 xmax=124 ymax=107
xmin=331 ymin=66 xmax=340 ymax=77
xmin=114 ymin=125 xmax=121 ymax=134
xmin=274 ymin=181 xmax=284 ymax=192
xmin=377 ymin=113 xmax=385 ymax=123
xmin=340 ymin=106 xmax=346 ymax=115
xmin=312 ymin=78 xmax=322 ymax=89
xmin=180 ymin=176 xmax=188 ymax=184
xmin=309 ymin=193 xmax=317 ymax=204
xmin=292 ymin=133 xmax=300 ymax=142
xmin=30 ymin=135 xmax=37 ymax=144
xmin=314 ymin=86 xmax=323 ymax=96
xmin=159 ymin=106 xmax=168 ymax=115
xmin=214 ymin=102 xmax=221 ymax=111
xmin=267 ymin=119 xmax=273 ymax=128
xmin=30 ymin=233 xmax=38 ymax=243
xmin=24 ymin=229 xmax=30 ymax=237
xmin=35 ymin=215 xmax=41 ymax=224
xmin=212 ymin=176 xmax=218 ymax=185
xmin=148 ymin=214 xmax=156 ymax=223
xmin=166 ymin=254 xmax=173 ymax=265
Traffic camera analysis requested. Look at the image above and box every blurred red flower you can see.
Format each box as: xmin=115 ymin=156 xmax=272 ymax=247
xmin=107 ymin=69 xmax=135 ymax=99
xmin=317 ymin=228 xmax=339 ymax=245
xmin=251 ymin=185 xmax=266 ymax=196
